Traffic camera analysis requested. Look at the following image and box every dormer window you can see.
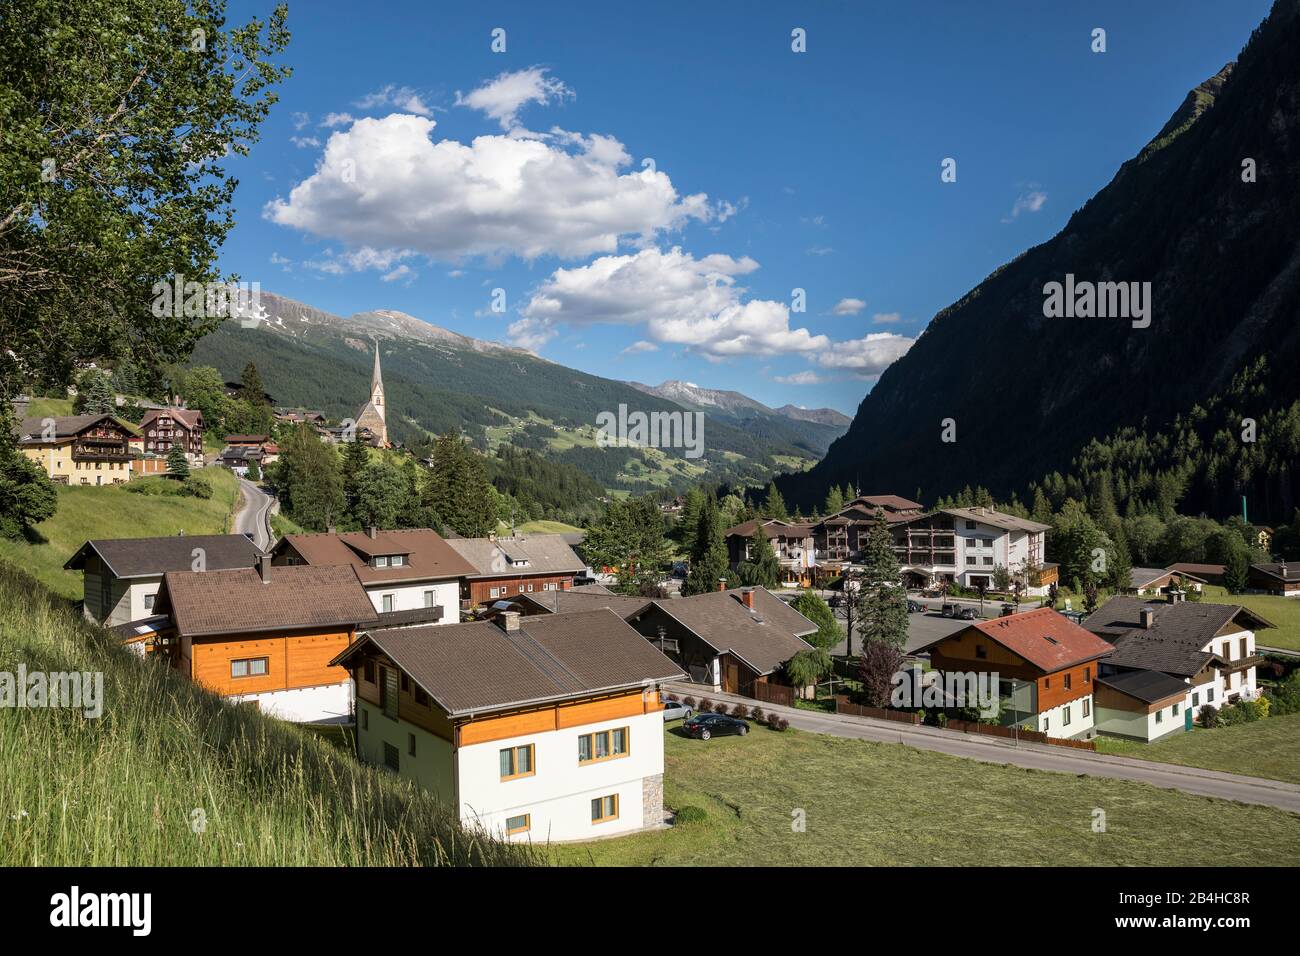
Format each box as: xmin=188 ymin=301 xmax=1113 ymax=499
xmin=375 ymin=556 xmax=389 ymax=568
xmin=391 ymin=554 xmax=404 ymax=567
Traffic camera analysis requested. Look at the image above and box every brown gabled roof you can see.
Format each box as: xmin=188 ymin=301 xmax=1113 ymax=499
xmin=140 ymin=407 xmax=202 ymax=430
xmin=15 ymin=413 xmax=135 ymax=443
xmin=1166 ymin=562 xmax=1227 ymax=577
xmin=1096 ymin=669 xmax=1190 ymax=705
xmin=938 ymin=507 xmax=1051 ymax=533
xmin=331 ymin=609 xmax=684 ymax=716
xmin=157 ymin=564 xmax=378 ymax=638
xmin=639 ymin=588 xmax=815 ymax=676
xmin=64 ymin=534 xmax=263 ymax=579
xmin=939 ymin=607 xmax=1114 ymax=672
xmin=852 ymin=494 xmax=923 ymax=512
xmin=274 ymin=529 xmax=475 ymax=584
xmin=724 ymin=518 xmax=816 ymax=539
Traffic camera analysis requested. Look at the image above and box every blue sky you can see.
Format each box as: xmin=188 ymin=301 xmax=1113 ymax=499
xmin=222 ymin=0 xmax=1272 ymax=414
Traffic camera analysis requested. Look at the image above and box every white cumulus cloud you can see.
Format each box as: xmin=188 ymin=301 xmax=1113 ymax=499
xmin=518 ymin=246 xmax=830 ymax=359
xmin=265 ymin=115 xmax=716 ymax=262
xmin=831 ymin=297 xmax=866 ymax=316
xmin=815 ymin=332 xmax=914 ymax=378
xmin=456 ymin=67 xmax=574 ymax=131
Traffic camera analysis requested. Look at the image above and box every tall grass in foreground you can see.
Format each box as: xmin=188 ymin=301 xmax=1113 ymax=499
xmin=0 ymin=563 xmax=537 ymax=866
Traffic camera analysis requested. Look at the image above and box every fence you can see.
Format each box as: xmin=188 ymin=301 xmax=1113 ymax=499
xmin=833 ymin=696 xmax=921 ymax=724
xmin=831 ymin=700 xmax=1096 ymax=749
xmin=752 ymin=682 xmax=794 ymax=708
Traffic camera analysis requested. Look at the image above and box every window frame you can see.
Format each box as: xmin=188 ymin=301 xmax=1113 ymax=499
xmin=230 ymin=656 xmax=269 ymax=679
xmin=505 ymin=814 xmax=531 ymax=835
xmin=591 ymin=793 xmax=619 ymax=824
xmin=578 ymin=727 xmax=630 ymax=765
xmin=499 ymin=744 xmax=536 ymax=781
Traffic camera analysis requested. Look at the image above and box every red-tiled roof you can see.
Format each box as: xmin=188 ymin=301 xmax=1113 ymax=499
xmin=967 ymin=607 xmax=1114 ymax=672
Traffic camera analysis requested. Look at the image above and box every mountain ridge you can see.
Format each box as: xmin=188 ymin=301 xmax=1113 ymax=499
xmin=778 ymin=0 xmax=1300 ymax=519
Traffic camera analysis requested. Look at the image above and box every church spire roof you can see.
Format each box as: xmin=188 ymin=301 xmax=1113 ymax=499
xmin=372 ymin=339 xmax=383 ymax=393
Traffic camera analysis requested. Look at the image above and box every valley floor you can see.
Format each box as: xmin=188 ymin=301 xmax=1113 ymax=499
xmin=552 ymin=724 xmax=1300 ymax=867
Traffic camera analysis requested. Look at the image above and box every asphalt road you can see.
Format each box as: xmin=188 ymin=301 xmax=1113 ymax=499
xmin=667 ymin=683 xmax=1300 ymax=814
xmin=234 ymin=478 xmax=274 ymax=551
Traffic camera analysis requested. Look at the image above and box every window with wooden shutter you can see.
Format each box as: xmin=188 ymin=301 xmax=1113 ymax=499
xmin=382 ymin=667 xmax=399 ymax=720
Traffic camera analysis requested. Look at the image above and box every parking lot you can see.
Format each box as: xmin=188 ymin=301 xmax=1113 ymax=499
xmin=823 ymin=594 xmax=1045 ymax=656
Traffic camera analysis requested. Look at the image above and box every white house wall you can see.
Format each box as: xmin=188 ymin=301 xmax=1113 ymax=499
xmin=229 ymin=680 xmax=352 ymax=724
xmin=364 ymin=580 xmax=461 ymax=624
xmin=456 ymin=710 xmax=664 ymax=843
xmin=355 ymin=699 xmax=456 ymax=805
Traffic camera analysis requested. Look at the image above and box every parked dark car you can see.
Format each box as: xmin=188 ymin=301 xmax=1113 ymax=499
xmin=956 ymin=606 xmax=979 ymax=620
xmin=682 ymin=712 xmax=749 ymax=740
xmin=907 ymin=599 xmax=926 ymax=613
xmin=941 ymin=602 xmax=958 ymax=618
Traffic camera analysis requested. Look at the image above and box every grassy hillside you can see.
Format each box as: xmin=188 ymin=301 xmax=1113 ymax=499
xmin=0 ymin=467 xmax=241 ymax=600
xmin=555 ymin=722 xmax=1300 ymax=866
xmin=0 ymin=564 xmax=532 ymax=866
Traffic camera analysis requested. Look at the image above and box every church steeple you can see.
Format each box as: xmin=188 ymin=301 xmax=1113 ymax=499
xmin=353 ymin=338 xmax=388 ymax=447
xmin=370 ymin=339 xmax=384 ymax=413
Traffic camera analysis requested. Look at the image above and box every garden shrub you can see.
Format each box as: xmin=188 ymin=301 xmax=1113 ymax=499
xmin=750 ymin=707 xmax=764 ymax=723
xmin=697 ymin=698 xmax=714 ymax=713
xmin=731 ymin=704 xmax=749 ymax=719
xmin=1199 ymin=704 xmax=1219 ymax=728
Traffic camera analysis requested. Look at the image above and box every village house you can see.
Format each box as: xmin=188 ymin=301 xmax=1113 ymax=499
xmin=625 ymin=586 xmax=816 ymax=703
xmin=153 ymin=556 xmax=379 ymax=723
xmin=65 ymin=533 xmax=264 ymax=626
xmin=723 ymin=519 xmax=818 ymax=588
xmin=891 ymin=506 xmax=1057 ymax=595
xmin=1166 ymin=562 xmax=1227 ymax=586
xmin=330 ymin=608 xmax=684 ymax=841
xmin=219 ymin=444 xmax=264 ymax=476
xmin=816 ymin=494 xmax=925 ymax=568
xmin=14 ymin=413 xmax=136 ymax=485
xmin=272 ymin=528 xmax=474 ymax=628
xmin=1083 ymin=593 xmax=1271 ymax=736
xmin=134 ymin=407 xmax=204 ymax=464
xmin=1127 ymin=567 xmax=1206 ymax=596
xmin=445 ymin=533 xmax=587 ymax=608
xmin=1248 ymin=561 xmax=1300 ymax=597
xmin=917 ymin=608 xmax=1114 ymax=739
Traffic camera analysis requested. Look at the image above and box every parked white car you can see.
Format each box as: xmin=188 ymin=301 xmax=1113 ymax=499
xmin=661 ymin=698 xmax=693 ymax=721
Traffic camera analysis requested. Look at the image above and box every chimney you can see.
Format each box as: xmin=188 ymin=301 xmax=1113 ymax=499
xmin=716 ymin=577 xmax=727 ymax=592
xmin=496 ymin=610 xmax=520 ymax=632
xmin=1283 ymin=562 xmax=1289 ymax=578
xmin=1140 ymin=607 xmax=1154 ymax=629
xmin=258 ymin=553 xmax=272 ymax=584
xmin=560 ymin=579 xmax=572 ymax=591
xmin=741 ymin=588 xmax=755 ymax=609
xmin=368 ymin=525 xmax=378 ymax=539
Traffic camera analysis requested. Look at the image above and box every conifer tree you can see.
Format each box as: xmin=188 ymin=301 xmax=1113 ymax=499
xmin=855 ymin=510 xmax=908 ymax=650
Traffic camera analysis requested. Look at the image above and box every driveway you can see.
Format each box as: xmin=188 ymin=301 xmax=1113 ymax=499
xmin=666 ymin=683 xmax=1300 ymax=814
xmin=233 ymin=478 xmax=274 ymax=551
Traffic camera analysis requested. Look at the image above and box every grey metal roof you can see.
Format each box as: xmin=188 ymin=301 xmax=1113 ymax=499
xmin=333 ymin=608 xmax=685 ymax=716
xmin=445 ymin=534 xmax=586 ymax=578
xmin=64 ymin=534 xmax=263 ymax=579
xmin=1097 ymin=669 xmax=1191 ymax=704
